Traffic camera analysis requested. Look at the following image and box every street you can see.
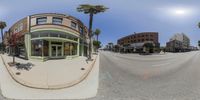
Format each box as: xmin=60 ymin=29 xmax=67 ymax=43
xmin=89 ymin=51 xmax=200 ymax=100
xmin=0 ymin=51 xmax=200 ymax=100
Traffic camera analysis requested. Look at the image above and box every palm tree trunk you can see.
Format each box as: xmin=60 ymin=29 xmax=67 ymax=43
xmin=97 ymin=35 xmax=99 ymax=51
xmin=13 ymin=47 xmax=15 ymax=63
xmin=88 ymin=13 xmax=93 ymax=60
xmin=97 ymin=35 xmax=99 ymax=42
xmin=1 ymin=29 xmax=3 ymax=53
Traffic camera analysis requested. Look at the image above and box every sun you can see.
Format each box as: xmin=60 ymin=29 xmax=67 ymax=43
xmin=170 ymin=8 xmax=190 ymax=16
xmin=174 ymin=9 xmax=186 ymax=15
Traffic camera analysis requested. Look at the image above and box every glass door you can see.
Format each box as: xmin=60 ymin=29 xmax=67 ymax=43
xmin=51 ymin=45 xmax=62 ymax=57
xmin=52 ymin=46 xmax=57 ymax=57
xmin=57 ymin=46 xmax=62 ymax=56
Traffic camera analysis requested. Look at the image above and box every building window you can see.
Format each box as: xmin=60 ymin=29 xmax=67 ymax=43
xmin=64 ymin=42 xmax=71 ymax=56
xmin=142 ymin=39 xmax=144 ymax=42
xmin=19 ymin=23 xmax=23 ymax=31
xmin=71 ymin=22 xmax=77 ymax=29
xmin=50 ymin=33 xmax=59 ymax=37
xmin=43 ymin=40 xmax=49 ymax=56
xmin=40 ymin=32 xmax=49 ymax=37
xmin=64 ymin=42 xmax=77 ymax=56
xmin=36 ymin=17 xmax=47 ymax=25
xmin=79 ymin=27 xmax=84 ymax=35
xmin=31 ymin=40 xmax=43 ymax=56
xmin=31 ymin=33 xmax=40 ymax=38
xmin=52 ymin=17 xmax=62 ymax=24
xmin=14 ymin=28 xmax=18 ymax=33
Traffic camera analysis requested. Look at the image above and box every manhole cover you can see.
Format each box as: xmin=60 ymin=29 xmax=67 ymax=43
xmin=16 ymin=72 xmax=21 ymax=75
xmin=81 ymin=68 xmax=85 ymax=70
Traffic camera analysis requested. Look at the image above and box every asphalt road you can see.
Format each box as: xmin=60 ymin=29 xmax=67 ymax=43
xmin=89 ymin=51 xmax=200 ymax=100
xmin=1 ymin=51 xmax=200 ymax=100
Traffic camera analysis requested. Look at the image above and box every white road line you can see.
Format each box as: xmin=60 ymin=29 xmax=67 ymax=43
xmin=152 ymin=62 xmax=171 ymax=67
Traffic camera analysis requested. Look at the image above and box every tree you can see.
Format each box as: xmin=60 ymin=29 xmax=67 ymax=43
xmin=143 ymin=42 xmax=154 ymax=53
xmin=93 ymin=40 xmax=101 ymax=52
xmin=94 ymin=28 xmax=101 ymax=41
xmin=77 ymin=4 xmax=108 ymax=60
xmin=0 ymin=21 xmax=7 ymax=53
xmin=198 ymin=22 xmax=200 ymax=49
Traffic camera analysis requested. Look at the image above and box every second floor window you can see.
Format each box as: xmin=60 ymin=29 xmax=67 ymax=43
xmin=79 ymin=27 xmax=84 ymax=34
xmin=52 ymin=17 xmax=63 ymax=24
xmin=71 ymin=22 xmax=77 ymax=29
xmin=37 ymin=17 xmax=47 ymax=25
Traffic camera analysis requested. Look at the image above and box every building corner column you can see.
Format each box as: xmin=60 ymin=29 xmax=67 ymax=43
xmin=77 ymin=38 xmax=80 ymax=56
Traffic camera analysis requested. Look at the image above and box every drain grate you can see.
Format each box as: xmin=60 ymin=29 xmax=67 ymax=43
xmin=81 ymin=68 xmax=85 ymax=70
xmin=16 ymin=72 xmax=21 ymax=75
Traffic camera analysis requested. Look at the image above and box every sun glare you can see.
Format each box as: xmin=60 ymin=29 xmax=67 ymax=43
xmin=174 ymin=9 xmax=186 ymax=15
xmin=169 ymin=8 xmax=191 ymax=17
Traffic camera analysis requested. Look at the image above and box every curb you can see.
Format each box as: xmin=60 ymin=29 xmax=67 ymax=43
xmin=0 ymin=54 xmax=99 ymax=90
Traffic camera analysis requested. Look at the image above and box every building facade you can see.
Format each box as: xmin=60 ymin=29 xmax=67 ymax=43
xmin=117 ymin=32 xmax=160 ymax=53
xmin=4 ymin=13 xmax=89 ymax=61
xmin=166 ymin=33 xmax=190 ymax=52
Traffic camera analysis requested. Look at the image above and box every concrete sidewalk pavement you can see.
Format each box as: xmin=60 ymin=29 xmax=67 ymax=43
xmin=0 ymin=54 xmax=99 ymax=99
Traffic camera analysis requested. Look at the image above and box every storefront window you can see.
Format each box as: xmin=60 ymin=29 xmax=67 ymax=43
xmin=31 ymin=33 xmax=40 ymax=38
xmin=64 ymin=42 xmax=70 ymax=56
xmin=71 ymin=43 xmax=77 ymax=55
xmin=40 ymin=33 xmax=49 ymax=37
xmin=31 ymin=40 xmax=43 ymax=56
xmin=50 ymin=33 xmax=59 ymax=37
xmin=31 ymin=32 xmax=78 ymax=42
xmin=64 ymin=42 xmax=77 ymax=56
xmin=43 ymin=40 xmax=49 ymax=56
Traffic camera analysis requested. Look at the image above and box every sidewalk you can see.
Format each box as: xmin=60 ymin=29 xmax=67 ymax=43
xmin=1 ymin=54 xmax=97 ymax=89
xmin=0 ymin=54 xmax=99 ymax=99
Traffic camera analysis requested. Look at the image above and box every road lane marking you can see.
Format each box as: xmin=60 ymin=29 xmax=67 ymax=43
xmin=152 ymin=63 xmax=171 ymax=67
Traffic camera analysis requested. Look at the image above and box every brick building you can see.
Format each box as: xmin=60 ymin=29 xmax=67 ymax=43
xmin=4 ymin=13 xmax=89 ymax=61
xmin=117 ymin=32 xmax=160 ymax=53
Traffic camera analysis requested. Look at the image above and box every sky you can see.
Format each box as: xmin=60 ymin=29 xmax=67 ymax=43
xmin=0 ymin=0 xmax=200 ymax=47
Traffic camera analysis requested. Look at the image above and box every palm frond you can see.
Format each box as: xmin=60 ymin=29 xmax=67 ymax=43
xmin=94 ymin=29 xmax=101 ymax=35
xmin=0 ymin=21 xmax=7 ymax=29
xmin=77 ymin=4 xmax=108 ymax=14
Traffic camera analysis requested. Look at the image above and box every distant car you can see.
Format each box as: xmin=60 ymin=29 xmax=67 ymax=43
xmin=139 ymin=51 xmax=151 ymax=55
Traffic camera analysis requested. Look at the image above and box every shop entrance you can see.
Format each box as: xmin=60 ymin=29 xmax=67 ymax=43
xmin=51 ymin=45 xmax=62 ymax=57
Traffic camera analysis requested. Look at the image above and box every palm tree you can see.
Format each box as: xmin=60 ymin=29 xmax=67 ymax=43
xmin=77 ymin=4 xmax=108 ymax=60
xmin=0 ymin=21 xmax=7 ymax=53
xmin=94 ymin=28 xmax=101 ymax=42
xmin=198 ymin=23 xmax=200 ymax=48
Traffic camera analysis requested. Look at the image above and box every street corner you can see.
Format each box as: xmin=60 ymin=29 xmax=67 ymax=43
xmin=0 ymin=54 xmax=100 ymax=99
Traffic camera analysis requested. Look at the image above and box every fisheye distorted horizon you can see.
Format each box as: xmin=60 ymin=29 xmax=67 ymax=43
xmin=0 ymin=0 xmax=200 ymax=47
